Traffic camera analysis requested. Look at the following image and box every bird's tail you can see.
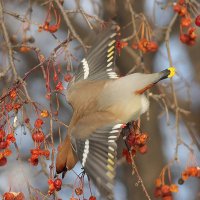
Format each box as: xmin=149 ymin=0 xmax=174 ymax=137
xmin=56 ymin=133 xmax=78 ymax=174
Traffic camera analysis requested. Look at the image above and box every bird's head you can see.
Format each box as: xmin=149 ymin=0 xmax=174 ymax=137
xmin=134 ymin=67 xmax=176 ymax=95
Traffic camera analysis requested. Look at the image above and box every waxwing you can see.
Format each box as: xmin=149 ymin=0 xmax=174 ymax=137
xmin=56 ymin=23 xmax=175 ymax=200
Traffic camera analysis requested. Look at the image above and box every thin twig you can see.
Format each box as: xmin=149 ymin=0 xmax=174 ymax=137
xmin=0 ymin=66 xmax=10 ymax=79
xmin=0 ymin=0 xmax=17 ymax=79
xmin=130 ymin=156 xmax=151 ymax=200
xmin=54 ymin=0 xmax=86 ymax=52
xmin=164 ymin=13 xmax=184 ymax=160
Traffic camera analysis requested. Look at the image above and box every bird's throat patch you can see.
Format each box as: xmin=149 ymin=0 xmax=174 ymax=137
xmin=135 ymin=83 xmax=154 ymax=94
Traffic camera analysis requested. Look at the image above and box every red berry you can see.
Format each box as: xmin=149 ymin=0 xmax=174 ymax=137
xmin=3 ymin=192 xmax=15 ymax=200
xmin=34 ymin=118 xmax=44 ymax=128
xmin=6 ymin=133 xmax=16 ymax=143
xmin=0 ymin=141 xmax=8 ymax=149
xmin=29 ymin=154 xmax=39 ymax=166
xmin=154 ymin=187 xmax=162 ymax=197
xmin=180 ymin=34 xmax=190 ymax=43
xmin=32 ymin=131 xmax=45 ymax=142
xmin=139 ymin=133 xmax=148 ymax=145
xmin=162 ymin=195 xmax=173 ymax=200
xmin=187 ymin=27 xmax=197 ymax=40
xmin=181 ymin=17 xmax=191 ymax=27
xmin=9 ymin=89 xmax=17 ymax=99
xmin=161 ymin=185 xmax=171 ymax=196
xmin=48 ymin=179 xmax=54 ymax=185
xmin=147 ymin=41 xmax=158 ymax=52
xmin=179 ymin=7 xmax=187 ymax=16
xmin=89 ymin=196 xmax=96 ymax=200
xmin=30 ymin=148 xmax=40 ymax=155
xmin=0 ymin=156 xmax=7 ymax=166
xmin=173 ymin=3 xmax=181 ymax=13
xmin=54 ymin=178 xmax=62 ymax=191
xmin=195 ymin=15 xmax=200 ymax=27
xmin=64 ymin=73 xmax=72 ymax=82
xmin=13 ymin=103 xmax=22 ymax=110
xmin=75 ymin=187 xmax=83 ymax=195
xmin=186 ymin=166 xmax=198 ymax=176
xmin=138 ymin=144 xmax=148 ymax=154
xmin=48 ymin=182 xmax=56 ymax=195
xmin=55 ymin=81 xmax=64 ymax=91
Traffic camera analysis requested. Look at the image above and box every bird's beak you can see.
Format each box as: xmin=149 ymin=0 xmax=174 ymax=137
xmin=156 ymin=67 xmax=176 ymax=83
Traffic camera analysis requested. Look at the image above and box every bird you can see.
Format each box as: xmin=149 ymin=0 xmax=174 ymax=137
xmin=56 ymin=23 xmax=175 ymax=200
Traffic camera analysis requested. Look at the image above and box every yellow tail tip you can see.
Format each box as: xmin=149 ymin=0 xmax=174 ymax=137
xmin=168 ymin=66 xmax=176 ymax=78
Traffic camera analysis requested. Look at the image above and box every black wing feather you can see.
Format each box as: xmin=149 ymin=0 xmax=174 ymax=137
xmin=74 ymin=24 xmax=119 ymax=83
xmin=75 ymin=123 xmax=123 ymax=200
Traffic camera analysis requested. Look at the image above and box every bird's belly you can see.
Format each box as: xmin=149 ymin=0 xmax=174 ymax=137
xmin=98 ymin=92 xmax=142 ymax=123
xmin=107 ymin=99 xmax=141 ymax=123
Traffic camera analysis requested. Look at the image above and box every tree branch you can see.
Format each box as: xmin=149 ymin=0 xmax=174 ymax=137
xmin=0 ymin=0 xmax=18 ymax=79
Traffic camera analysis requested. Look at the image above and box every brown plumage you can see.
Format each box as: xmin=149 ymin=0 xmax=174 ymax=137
xmin=56 ymin=133 xmax=78 ymax=173
xmin=55 ymin=23 xmax=173 ymax=200
xmin=56 ymin=80 xmax=118 ymax=173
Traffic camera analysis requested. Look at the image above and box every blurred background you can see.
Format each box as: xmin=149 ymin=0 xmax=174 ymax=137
xmin=0 ymin=0 xmax=199 ymax=199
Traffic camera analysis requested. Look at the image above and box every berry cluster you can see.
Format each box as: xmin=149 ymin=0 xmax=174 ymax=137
xmin=116 ymin=40 xmax=128 ymax=56
xmin=55 ymin=81 xmax=64 ymax=91
xmin=38 ymin=2 xmax=61 ymax=33
xmin=4 ymin=89 xmax=23 ymax=112
xmin=178 ymin=166 xmax=200 ymax=184
xmin=154 ymin=179 xmax=178 ymax=200
xmin=0 ymin=129 xmax=16 ymax=167
xmin=0 ymin=88 xmax=30 ymax=167
xmin=132 ymin=38 xmax=158 ymax=53
xmin=69 ymin=172 xmax=97 ymax=200
xmin=173 ymin=0 xmax=200 ymax=45
xmin=48 ymin=178 xmax=62 ymax=195
xmin=70 ymin=196 xmax=96 ymax=200
xmin=122 ymin=121 xmax=148 ymax=164
xmin=132 ymin=15 xmax=158 ymax=53
xmin=29 ymin=117 xmax=50 ymax=166
xmin=29 ymin=148 xmax=50 ymax=166
xmin=45 ymin=63 xmax=72 ymax=101
xmin=2 ymin=192 xmax=25 ymax=200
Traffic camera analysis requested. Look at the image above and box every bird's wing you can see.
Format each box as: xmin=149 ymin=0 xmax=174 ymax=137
xmin=74 ymin=24 xmax=120 ymax=82
xmin=75 ymin=123 xmax=123 ymax=200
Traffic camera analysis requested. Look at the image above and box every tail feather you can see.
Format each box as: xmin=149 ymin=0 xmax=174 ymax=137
xmin=56 ymin=134 xmax=78 ymax=173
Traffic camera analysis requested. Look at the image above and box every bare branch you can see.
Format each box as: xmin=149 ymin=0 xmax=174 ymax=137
xmin=0 ymin=0 xmax=18 ymax=79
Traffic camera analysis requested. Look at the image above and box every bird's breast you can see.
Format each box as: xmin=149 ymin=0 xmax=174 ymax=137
xmin=98 ymin=83 xmax=149 ymax=123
